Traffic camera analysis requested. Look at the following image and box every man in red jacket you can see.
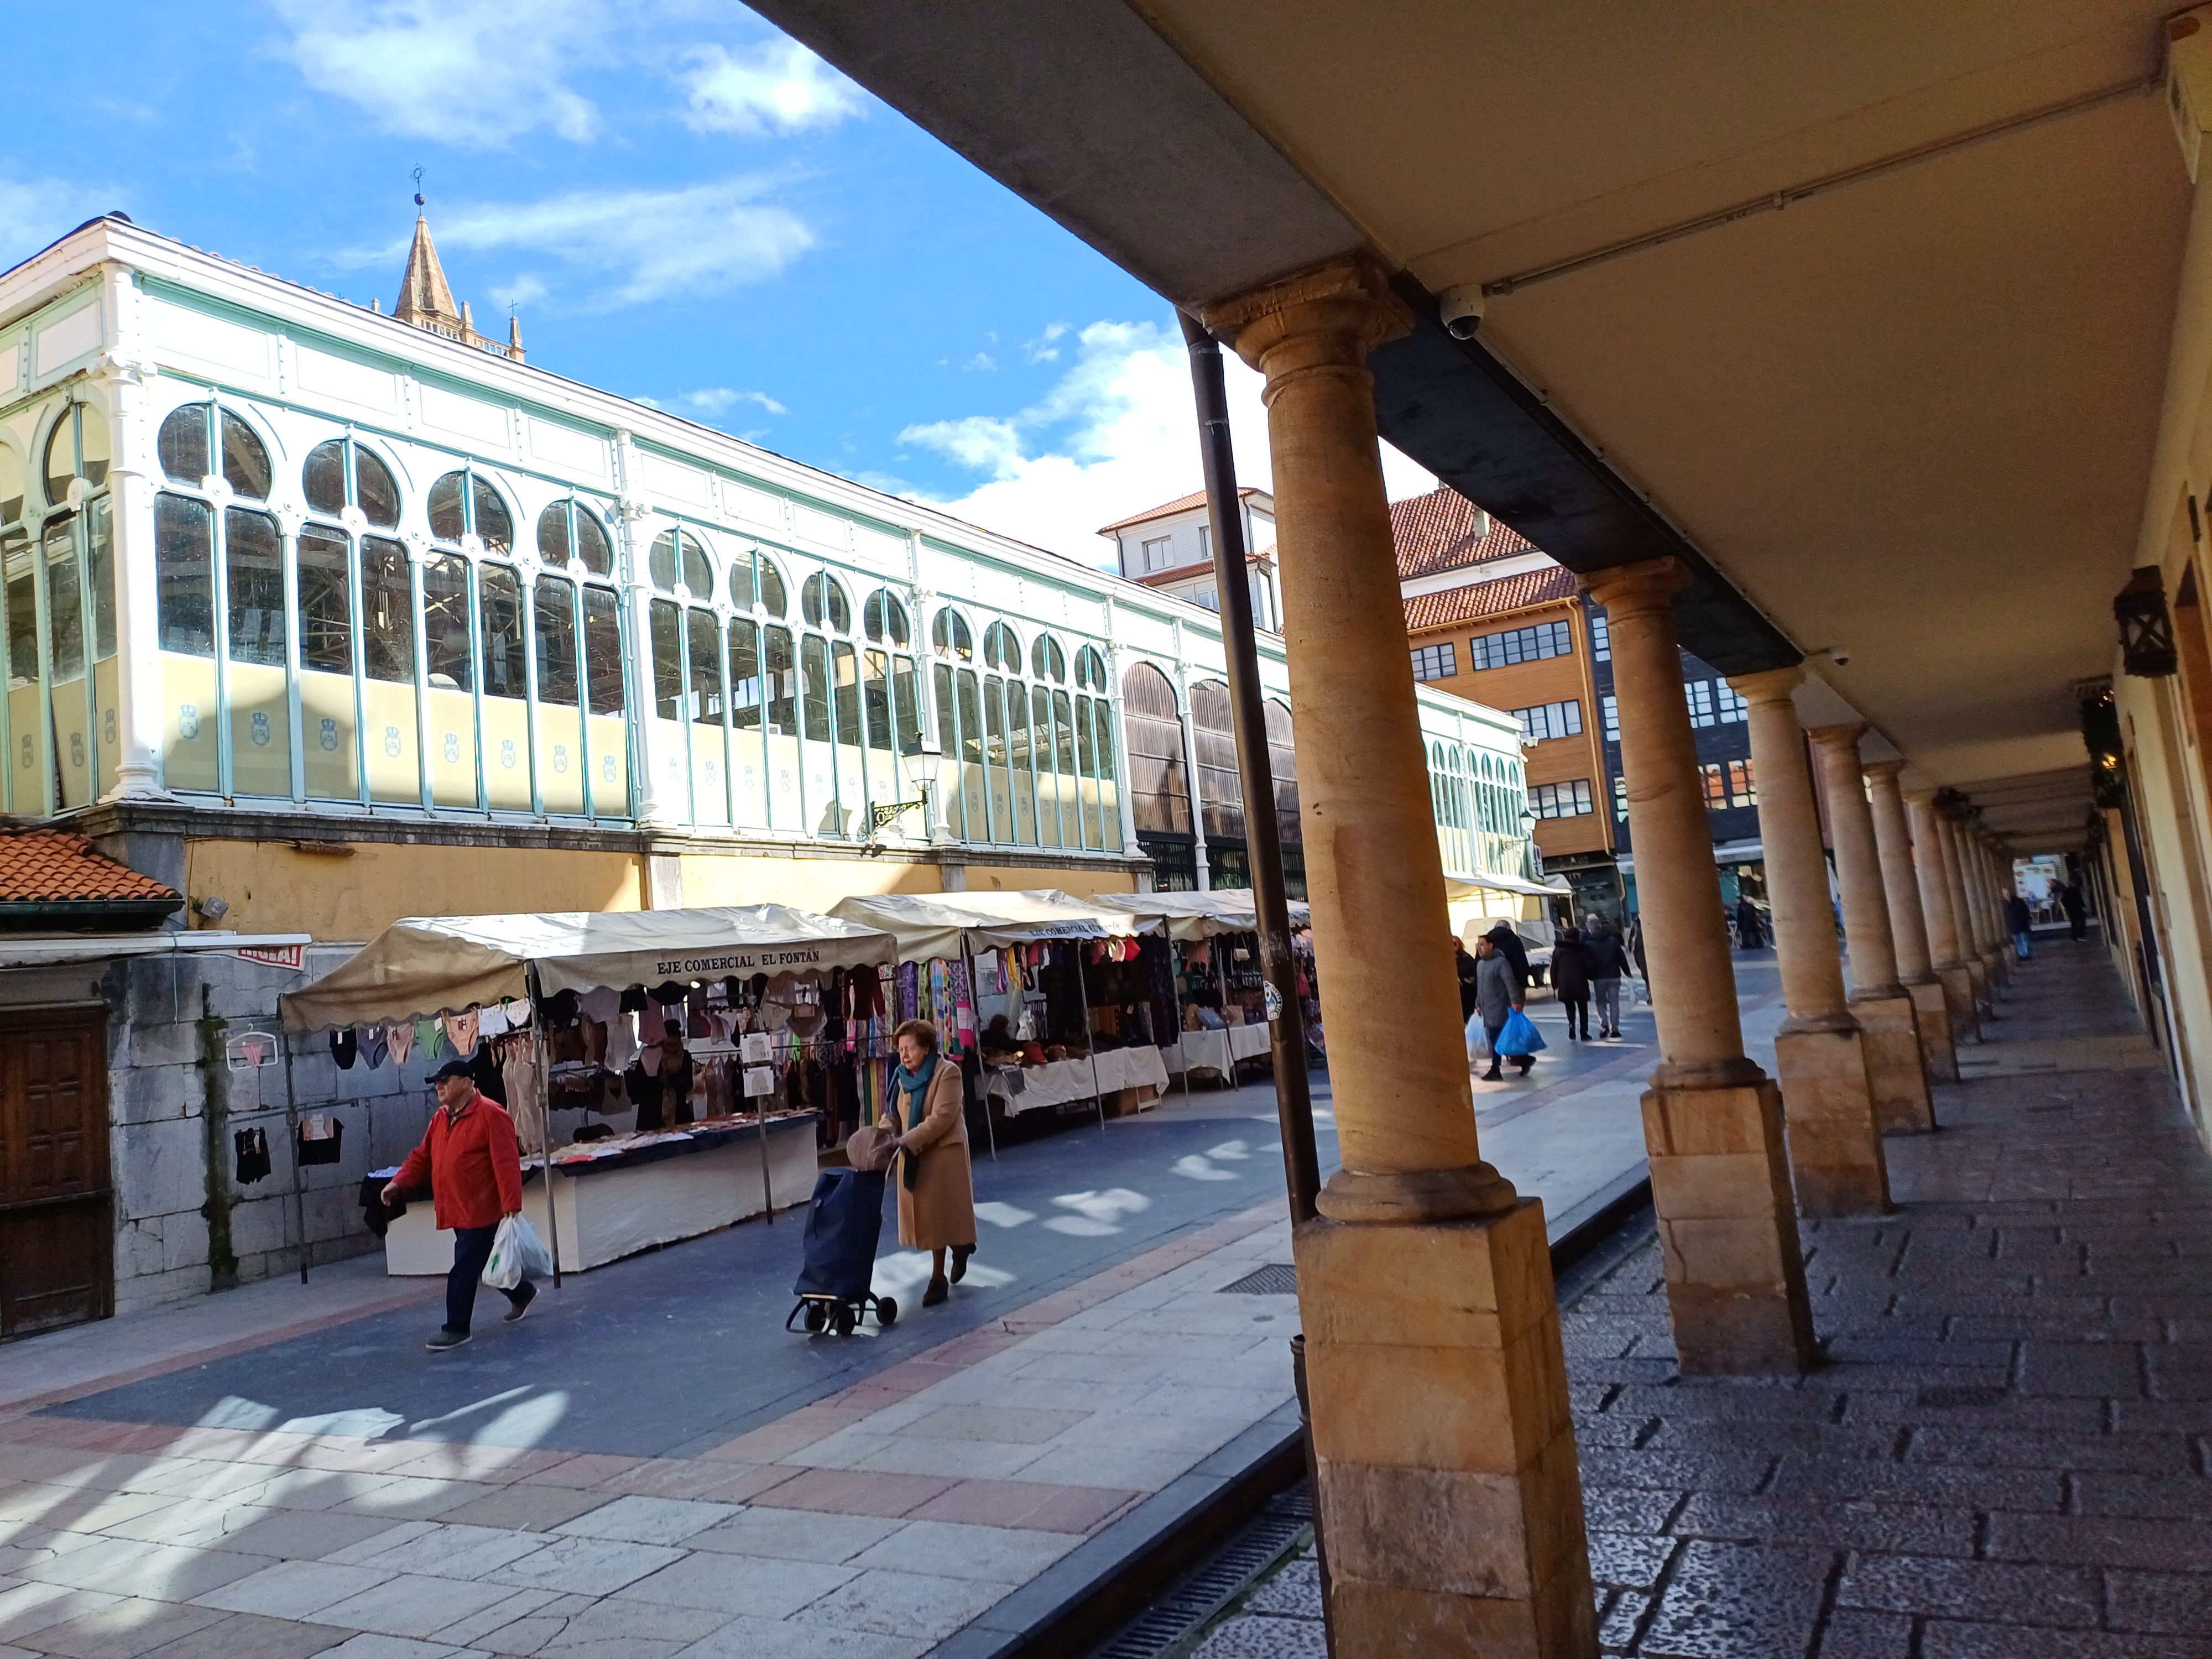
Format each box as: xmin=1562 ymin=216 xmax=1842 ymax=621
xmin=384 ymin=1057 xmax=534 ymax=1350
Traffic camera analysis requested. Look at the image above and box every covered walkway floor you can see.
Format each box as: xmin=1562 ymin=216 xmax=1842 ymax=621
xmin=1201 ymin=937 xmax=2212 ymax=1657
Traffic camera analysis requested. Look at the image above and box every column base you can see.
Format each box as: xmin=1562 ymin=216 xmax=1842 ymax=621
xmin=1936 ymin=963 xmax=1981 ymax=1041
xmin=1965 ymin=956 xmax=1991 ymax=1018
xmin=1641 ymin=1072 xmax=1817 ymax=1375
xmin=1850 ymin=993 xmax=1937 ymax=1135
xmin=1771 ymin=1020 xmax=1891 ymax=1217
xmin=1904 ymin=978 xmax=1959 ymax=1088
xmin=1298 ymin=1199 xmax=1597 ymax=1659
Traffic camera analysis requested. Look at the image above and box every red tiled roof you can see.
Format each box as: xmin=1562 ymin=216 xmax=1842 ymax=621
xmin=0 ymin=830 xmax=180 ymax=904
xmin=1097 ymin=487 xmax=1261 ymax=535
xmin=1404 ymin=565 xmax=1579 ymax=633
xmin=1391 ymin=486 xmax=1541 ymax=579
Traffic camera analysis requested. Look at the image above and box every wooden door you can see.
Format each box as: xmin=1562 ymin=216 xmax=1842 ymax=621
xmin=0 ymin=1012 xmax=112 ymax=1338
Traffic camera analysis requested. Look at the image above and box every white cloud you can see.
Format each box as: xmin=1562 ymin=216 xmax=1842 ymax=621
xmin=0 ymin=175 xmax=121 ymax=267
xmin=488 ymin=273 xmax=549 ymax=309
xmin=418 ymin=177 xmax=815 ymax=308
xmin=270 ymin=0 xmax=608 ymax=148
xmin=899 ymin=319 xmax=1438 ymax=565
xmin=679 ymin=387 xmax=787 ymax=417
xmin=677 ymin=40 xmax=865 ymax=136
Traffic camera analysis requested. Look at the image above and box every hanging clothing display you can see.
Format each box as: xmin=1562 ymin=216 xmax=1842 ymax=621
xmin=503 ymin=1044 xmax=546 ymax=1151
xmin=296 ymin=1112 xmax=344 ymax=1166
xmin=330 ymin=1028 xmax=357 ymax=1071
xmin=388 ymin=1020 xmax=414 ymax=1065
xmin=415 ymin=1019 xmax=446 ymax=1060
xmin=442 ymin=1009 xmax=480 ymax=1057
xmin=234 ymin=1127 xmax=271 ymax=1184
xmin=361 ymin=1024 xmax=390 ymax=1070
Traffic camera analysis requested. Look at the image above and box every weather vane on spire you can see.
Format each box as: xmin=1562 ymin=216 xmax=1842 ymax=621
xmin=412 ymin=165 xmax=425 ymax=210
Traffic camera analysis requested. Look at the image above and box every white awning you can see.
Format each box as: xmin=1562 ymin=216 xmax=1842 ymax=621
xmin=279 ymin=905 xmax=895 ymax=1031
xmin=827 ymin=889 xmax=1164 ymax=964
xmin=1444 ymin=872 xmax=1572 ymax=899
xmin=1093 ymin=888 xmax=1311 ymax=942
xmin=1616 ymin=841 xmax=1765 ymax=873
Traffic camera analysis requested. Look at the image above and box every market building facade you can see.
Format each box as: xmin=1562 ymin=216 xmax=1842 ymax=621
xmin=0 ymin=212 xmax=1532 ymax=1330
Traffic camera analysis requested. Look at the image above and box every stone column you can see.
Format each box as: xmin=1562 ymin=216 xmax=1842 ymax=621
xmin=1731 ymin=671 xmax=1889 ymax=1213
xmin=1203 ymin=255 xmax=1595 ymax=1658
xmin=1937 ymin=807 xmax=1991 ymax=1016
xmin=1980 ymin=833 xmax=2015 ymax=982
xmin=1805 ymin=726 xmax=1937 ymax=1139
xmin=1866 ymin=763 xmax=1957 ymax=1086
xmin=1906 ymin=789 xmax=1980 ymax=1040
xmin=1585 ymin=562 xmax=1813 ymax=1374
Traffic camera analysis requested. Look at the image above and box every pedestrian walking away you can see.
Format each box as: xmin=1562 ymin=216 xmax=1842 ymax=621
xmin=384 ymin=1056 xmax=533 ymax=1351
xmin=1735 ymin=894 xmax=1766 ymax=951
xmin=1473 ymin=936 xmax=1532 ymax=1081
xmin=1624 ymin=910 xmax=1650 ymax=1003
xmin=1453 ymin=935 xmax=1480 ymax=1024
xmin=2005 ymin=889 xmax=2034 ymax=959
xmin=1484 ymin=921 xmax=1531 ymax=994
xmin=2059 ymin=879 xmax=2088 ymax=941
xmin=1585 ymin=922 xmax=1632 ymax=1039
xmin=1551 ymin=925 xmax=1594 ymax=1040
xmin=888 ymin=1019 xmax=976 ymax=1307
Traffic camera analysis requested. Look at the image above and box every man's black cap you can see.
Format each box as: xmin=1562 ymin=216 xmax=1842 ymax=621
xmin=430 ymin=1057 xmax=474 ymax=1083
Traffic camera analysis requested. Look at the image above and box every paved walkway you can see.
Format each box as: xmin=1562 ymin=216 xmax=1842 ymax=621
xmin=1196 ymin=935 xmax=2212 ymax=1657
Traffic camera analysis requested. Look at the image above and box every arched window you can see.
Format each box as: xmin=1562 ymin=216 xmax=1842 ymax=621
xmin=931 ymin=606 xmax=974 ymax=660
xmin=648 ymin=527 xmax=713 ymax=600
xmin=1031 ymin=634 xmax=1067 ymax=684
xmin=43 ymin=401 xmax=108 ymax=507
xmin=802 ymin=571 xmax=851 ymax=632
xmin=982 ymin=621 xmax=1021 ymax=673
xmin=158 ymin=404 xmax=270 ymax=500
xmin=1265 ymin=700 xmax=1303 ymax=898
xmin=1076 ymin=644 xmax=1108 ymax=692
xmin=429 ymin=469 xmax=513 ymax=556
xmin=1189 ymin=681 xmax=1244 ymax=879
xmin=1121 ymin=662 xmax=1192 ymax=886
xmin=303 ymin=438 xmax=400 ymax=529
xmin=536 ymin=500 xmax=613 ymax=578
xmin=863 ymin=588 xmax=910 ymax=645
xmin=10 ymin=401 xmax=118 ymax=810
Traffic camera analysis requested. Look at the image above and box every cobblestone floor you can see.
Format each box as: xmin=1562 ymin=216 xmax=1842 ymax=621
xmin=1197 ymin=937 xmax=2212 ymax=1657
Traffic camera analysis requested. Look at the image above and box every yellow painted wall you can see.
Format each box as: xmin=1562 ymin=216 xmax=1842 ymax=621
xmin=676 ymin=853 xmax=943 ymax=911
xmin=185 ymin=840 xmax=644 ymax=943
xmin=957 ymin=863 xmax=1138 ymax=898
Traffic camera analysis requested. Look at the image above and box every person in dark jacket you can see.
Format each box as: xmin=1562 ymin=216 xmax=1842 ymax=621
xmin=2004 ymin=890 xmax=2034 ymax=959
xmin=1587 ymin=925 xmax=1632 ymax=1039
xmin=1734 ymin=895 xmax=1766 ymax=951
xmin=1472 ymin=937 xmax=1530 ymax=1082
xmin=1551 ymin=926 xmax=1594 ymax=1040
xmin=2059 ymin=880 xmax=2087 ymax=941
xmin=1454 ymin=937 xmax=1480 ymax=1022
xmin=385 ymin=1058 xmax=531 ymax=1350
xmin=1484 ymin=922 xmax=1531 ymax=993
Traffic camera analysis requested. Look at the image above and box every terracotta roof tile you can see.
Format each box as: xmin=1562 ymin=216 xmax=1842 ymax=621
xmin=1391 ymin=486 xmax=1542 ymax=579
xmin=1097 ymin=487 xmax=1261 ymax=535
xmin=1404 ymin=565 xmax=1580 ymax=633
xmin=0 ymin=830 xmax=180 ymax=904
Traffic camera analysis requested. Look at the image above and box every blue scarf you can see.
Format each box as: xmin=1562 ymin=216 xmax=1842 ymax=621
xmin=889 ymin=1059 xmax=934 ymax=1132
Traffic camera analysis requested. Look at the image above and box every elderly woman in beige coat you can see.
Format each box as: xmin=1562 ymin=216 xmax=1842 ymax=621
xmin=889 ymin=1019 xmax=976 ymax=1306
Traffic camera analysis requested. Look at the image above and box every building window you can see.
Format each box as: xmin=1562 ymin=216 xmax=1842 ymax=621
xmin=1197 ymin=525 xmax=1212 ymax=563
xmin=1531 ymin=779 xmax=1593 ymax=818
xmin=1717 ymin=682 xmax=1749 ymax=722
xmin=1613 ymin=774 xmax=1627 ymax=819
xmin=1469 ymin=619 xmax=1572 ymax=670
xmin=1728 ymin=759 xmax=1757 ymax=807
xmin=1411 ymin=642 xmax=1457 ymax=681
xmin=1601 ymin=694 xmax=1619 ymax=740
xmin=1685 ymin=680 xmax=1716 ymax=727
xmin=1142 ymin=535 xmax=1173 ymax=571
xmin=1700 ymin=763 xmax=1729 ymax=810
xmin=1589 ymin=611 xmax=1610 ymax=661
xmin=1513 ymin=700 xmax=1582 ymax=742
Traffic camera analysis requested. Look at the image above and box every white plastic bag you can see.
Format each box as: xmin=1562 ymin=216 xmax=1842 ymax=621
xmin=483 ymin=1215 xmax=551 ymax=1289
xmin=1465 ymin=1013 xmax=1492 ymax=1064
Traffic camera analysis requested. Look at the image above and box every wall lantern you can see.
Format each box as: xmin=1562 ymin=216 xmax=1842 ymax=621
xmin=2114 ymin=566 xmax=2179 ymax=678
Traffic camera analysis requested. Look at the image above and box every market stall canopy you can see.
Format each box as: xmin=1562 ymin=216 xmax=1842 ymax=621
xmin=827 ymin=889 xmax=1163 ymax=964
xmin=1094 ymin=888 xmax=1310 ymax=942
xmin=1444 ymin=873 xmax=1572 ymax=900
xmin=280 ymin=905 xmax=896 ymax=1031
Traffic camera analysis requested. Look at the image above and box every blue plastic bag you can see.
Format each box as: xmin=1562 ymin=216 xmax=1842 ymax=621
xmin=1496 ymin=1009 xmax=1546 ymax=1056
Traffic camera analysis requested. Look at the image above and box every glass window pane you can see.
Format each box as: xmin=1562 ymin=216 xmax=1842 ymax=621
xmin=359 ymin=538 xmax=415 ymax=684
xmin=4 ymin=529 xmax=35 ymax=690
xmin=421 ymin=554 xmax=473 ymax=691
xmin=801 ymin=634 xmax=832 ymax=742
xmin=730 ymin=619 xmax=761 ymax=731
xmin=583 ymin=586 xmax=625 ymax=716
xmin=429 ymin=473 xmax=467 ymax=542
xmin=44 ymin=414 xmax=76 ymax=505
xmin=480 ymin=564 xmax=527 ymax=698
xmin=153 ymin=495 xmax=213 ymax=658
xmin=304 ymin=440 xmax=347 ymax=515
xmin=220 ymin=413 xmax=271 ymax=500
xmin=688 ymin=608 xmax=723 ymax=725
xmin=159 ymin=406 xmax=209 ymax=486
xmin=802 ymin=574 xmax=825 ymax=627
xmin=88 ymin=498 xmax=114 ymax=661
xmin=864 ymin=589 xmax=908 ymax=645
xmin=765 ymin=626 xmax=797 ymax=734
xmin=933 ymin=608 xmax=973 ymax=659
xmin=224 ymin=509 xmax=284 ymax=666
xmin=574 ymin=509 xmax=611 ymax=576
xmin=726 ymin=547 xmax=758 ymax=611
xmin=296 ymin=528 xmax=352 ymax=675
xmin=893 ymin=654 xmax=921 ymax=754
xmin=680 ymin=534 xmax=712 ymax=600
xmin=832 ymin=640 xmax=860 ymax=743
xmin=357 ymin=448 xmax=401 ymax=528
xmin=956 ymin=668 xmax=986 ymax=836
xmin=473 ymin=478 xmax=512 ymax=556
xmin=863 ymin=649 xmax=892 ymax=750
xmin=649 ymin=530 xmax=677 ymax=591
xmin=651 ymin=599 xmax=684 ymax=720
xmin=536 ymin=503 xmax=572 ymax=567
xmin=0 ymin=449 xmax=22 ymax=527
xmin=76 ymin=405 xmax=108 ymax=489
xmin=760 ymin=556 xmax=787 ymax=617
xmin=536 ymin=577 xmax=581 ymax=708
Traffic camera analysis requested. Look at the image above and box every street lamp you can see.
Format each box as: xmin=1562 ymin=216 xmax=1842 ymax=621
xmin=865 ymin=743 xmax=943 ymax=849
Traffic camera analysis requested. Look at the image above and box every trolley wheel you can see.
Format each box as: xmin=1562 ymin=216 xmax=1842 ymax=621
xmin=801 ymin=1301 xmax=827 ymax=1333
xmin=831 ymin=1305 xmax=857 ymax=1337
xmin=874 ymin=1296 xmax=898 ymax=1327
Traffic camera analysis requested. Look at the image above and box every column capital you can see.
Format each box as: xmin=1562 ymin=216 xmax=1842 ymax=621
xmin=1196 ymin=251 xmax=1416 ymax=381
xmin=1729 ymin=665 xmax=1804 ymax=705
xmin=1804 ymin=721 xmax=1870 ymax=750
xmin=1580 ymin=555 xmax=1688 ymax=615
xmin=1865 ymin=759 xmax=1908 ymax=782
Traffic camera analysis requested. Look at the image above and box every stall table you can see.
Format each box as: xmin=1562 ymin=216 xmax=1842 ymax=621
xmin=1169 ymin=1022 xmax=1274 ymax=1079
xmin=985 ymin=1045 xmax=1170 ymax=1117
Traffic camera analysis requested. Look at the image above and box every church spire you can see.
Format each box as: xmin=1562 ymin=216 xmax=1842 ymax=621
xmin=393 ymin=205 xmax=461 ymax=331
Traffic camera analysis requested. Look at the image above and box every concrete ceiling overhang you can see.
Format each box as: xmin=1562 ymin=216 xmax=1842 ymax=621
xmin=750 ymin=1 xmax=2185 ymax=844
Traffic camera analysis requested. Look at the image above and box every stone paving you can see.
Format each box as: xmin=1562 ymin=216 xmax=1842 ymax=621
xmin=1196 ymin=936 xmax=2212 ymax=1657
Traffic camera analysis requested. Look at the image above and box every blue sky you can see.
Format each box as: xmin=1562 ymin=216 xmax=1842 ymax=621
xmin=2 ymin=0 xmax=1432 ymax=566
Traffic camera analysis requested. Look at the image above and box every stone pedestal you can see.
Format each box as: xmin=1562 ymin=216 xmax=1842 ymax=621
xmin=1643 ymin=1070 xmax=1818 ymax=1373
xmin=1905 ymin=979 xmax=1959 ymax=1086
xmin=1300 ymin=1199 xmax=1595 ymax=1657
xmin=1771 ymin=1018 xmax=1894 ymax=1214
xmin=1851 ymin=993 xmax=1937 ymax=1133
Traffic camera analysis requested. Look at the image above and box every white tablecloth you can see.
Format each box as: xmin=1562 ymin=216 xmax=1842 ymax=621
xmin=1168 ymin=1022 xmax=1273 ymax=1077
xmin=986 ymin=1045 xmax=1172 ymax=1116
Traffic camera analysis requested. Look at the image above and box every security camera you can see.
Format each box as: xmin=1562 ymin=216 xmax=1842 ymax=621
xmin=194 ymin=895 xmax=231 ymax=922
xmin=1439 ymin=284 xmax=1485 ymax=341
